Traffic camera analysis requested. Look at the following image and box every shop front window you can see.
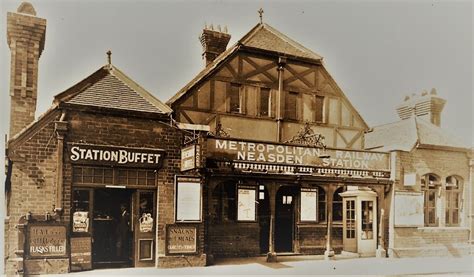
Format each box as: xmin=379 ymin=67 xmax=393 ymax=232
xmin=212 ymin=182 xmax=236 ymax=222
xmin=333 ymin=187 xmax=344 ymax=221
xmin=72 ymin=189 xmax=91 ymax=233
xmin=345 ymin=200 xmax=355 ymax=239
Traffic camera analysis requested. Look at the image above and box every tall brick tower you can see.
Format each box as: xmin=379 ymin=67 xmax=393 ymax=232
xmin=7 ymin=2 xmax=46 ymax=137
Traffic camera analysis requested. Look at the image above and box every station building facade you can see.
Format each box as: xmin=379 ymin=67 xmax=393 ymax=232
xmin=3 ymin=2 xmax=472 ymax=276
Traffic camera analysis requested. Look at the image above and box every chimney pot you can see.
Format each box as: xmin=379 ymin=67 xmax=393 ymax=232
xmin=199 ymin=24 xmax=231 ymax=66
xmin=396 ymin=88 xmax=446 ymax=126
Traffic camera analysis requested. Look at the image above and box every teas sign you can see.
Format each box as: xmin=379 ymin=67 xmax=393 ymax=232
xmin=167 ymin=225 xmax=197 ymax=254
xmin=28 ymin=225 xmax=67 ymax=258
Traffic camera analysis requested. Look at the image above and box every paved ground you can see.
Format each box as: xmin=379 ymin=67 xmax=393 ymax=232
xmin=55 ymin=255 xmax=474 ymax=276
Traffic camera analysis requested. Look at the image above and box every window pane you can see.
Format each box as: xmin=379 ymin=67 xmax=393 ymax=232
xmin=260 ymin=88 xmax=270 ymax=116
xmin=315 ymin=96 xmax=324 ymax=122
xmin=361 ymin=201 xmax=374 ymax=240
xmin=285 ymin=92 xmax=298 ymax=120
xmin=229 ymin=84 xmax=241 ymax=113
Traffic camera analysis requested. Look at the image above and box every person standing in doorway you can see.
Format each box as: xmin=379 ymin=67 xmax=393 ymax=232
xmin=116 ymin=203 xmax=130 ymax=260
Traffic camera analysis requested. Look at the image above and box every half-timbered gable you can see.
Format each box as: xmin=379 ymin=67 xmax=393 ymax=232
xmin=168 ymin=23 xmax=368 ymax=149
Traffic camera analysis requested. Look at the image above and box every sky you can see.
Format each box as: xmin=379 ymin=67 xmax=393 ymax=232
xmin=0 ymin=0 xmax=472 ymax=270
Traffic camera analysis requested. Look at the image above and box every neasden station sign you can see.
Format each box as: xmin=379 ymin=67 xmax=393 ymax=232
xmin=68 ymin=143 xmax=165 ymax=168
xmin=207 ymin=138 xmax=390 ymax=171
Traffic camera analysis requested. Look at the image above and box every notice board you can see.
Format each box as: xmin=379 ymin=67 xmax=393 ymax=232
xmin=70 ymin=237 xmax=92 ymax=271
xmin=166 ymin=225 xmax=197 ymax=254
xmin=394 ymin=191 xmax=424 ymax=227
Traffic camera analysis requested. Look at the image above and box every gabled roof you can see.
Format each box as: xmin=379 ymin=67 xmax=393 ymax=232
xmin=55 ymin=64 xmax=172 ymax=114
xmin=365 ymin=116 xmax=468 ymax=152
xmin=240 ymin=23 xmax=322 ymax=61
xmin=167 ymin=23 xmax=323 ymax=106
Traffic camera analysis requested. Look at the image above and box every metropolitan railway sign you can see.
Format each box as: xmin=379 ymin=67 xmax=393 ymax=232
xmin=206 ymin=138 xmax=390 ymax=171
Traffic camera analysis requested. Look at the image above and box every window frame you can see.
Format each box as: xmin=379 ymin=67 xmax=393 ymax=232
xmin=421 ymin=173 xmax=440 ymax=227
xmin=228 ymin=83 xmax=243 ymax=114
xmin=285 ymin=91 xmax=299 ymax=120
xmin=445 ymin=176 xmax=462 ymax=227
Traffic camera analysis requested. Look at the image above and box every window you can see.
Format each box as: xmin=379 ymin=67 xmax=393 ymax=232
xmin=315 ymin=96 xmax=324 ymax=122
xmin=361 ymin=201 xmax=374 ymax=240
xmin=285 ymin=91 xmax=298 ymax=120
xmin=212 ymin=182 xmax=237 ymax=222
xmin=318 ymin=187 xmax=326 ymax=222
xmin=259 ymin=88 xmax=271 ymax=117
xmin=345 ymin=200 xmax=355 ymax=239
xmin=421 ymin=174 xmax=440 ymax=226
xmin=446 ymin=176 xmax=462 ymax=226
xmin=333 ymin=187 xmax=344 ymax=221
xmin=229 ymin=84 xmax=241 ymax=113
xmin=72 ymin=189 xmax=91 ymax=233
xmin=73 ymin=166 xmax=156 ymax=188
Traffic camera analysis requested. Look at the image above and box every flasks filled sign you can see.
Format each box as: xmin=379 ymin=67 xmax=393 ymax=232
xmin=206 ymin=138 xmax=390 ymax=171
xmin=68 ymin=143 xmax=165 ymax=168
xmin=27 ymin=224 xmax=68 ymax=258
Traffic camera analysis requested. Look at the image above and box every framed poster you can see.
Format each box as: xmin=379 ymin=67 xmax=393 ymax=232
xmin=300 ymin=188 xmax=317 ymax=221
xmin=70 ymin=236 xmax=92 ymax=271
xmin=237 ymin=185 xmax=256 ymax=221
xmin=175 ymin=176 xmax=202 ymax=222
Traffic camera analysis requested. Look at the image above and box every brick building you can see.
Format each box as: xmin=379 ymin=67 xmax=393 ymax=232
xmin=4 ymin=2 xmax=472 ymax=276
xmin=365 ymin=90 xmax=472 ymax=257
xmin=4 ymin=3 xmax=206 ymax=275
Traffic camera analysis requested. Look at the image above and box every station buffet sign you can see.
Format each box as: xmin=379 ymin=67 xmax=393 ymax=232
xmin=68 ymin=143 xmax=165 ymax=168
xmin=206 ymin=138 xmax=390 ymax=171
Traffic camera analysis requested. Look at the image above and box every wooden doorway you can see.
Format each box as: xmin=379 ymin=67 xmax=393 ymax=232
xmin=275 ymin=186 xmax=297 ymax=253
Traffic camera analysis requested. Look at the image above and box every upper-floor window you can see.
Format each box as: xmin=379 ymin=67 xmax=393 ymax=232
xmin=259 ymin=88 xmax=271 ymax=117
xmin=421 ymin=173 xmax=440 ymax=226
xmin=285 ymin=91 xmax=298 ymax=120
xmin=445 ymin=176 xmax=462 ymax=226
xmin=315 ymin=95 xmax=324 ymax=122
xmin=229 ymin=83 xmax=242 ymax=113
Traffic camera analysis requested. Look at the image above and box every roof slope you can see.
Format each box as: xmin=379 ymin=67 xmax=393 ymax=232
xmin=167 ymin=23 xmax=323 ymax=106
xmin=240 ymin=23 xmax=322 ymax=61
xmin=56 ymin=65 xmax=172 ymax=114
xmin=365 ymin=117 xmax=467 ymax=152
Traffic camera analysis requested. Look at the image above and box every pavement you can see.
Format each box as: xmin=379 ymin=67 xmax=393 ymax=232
xmin=51 ymin=255 xmax=474 ymax=276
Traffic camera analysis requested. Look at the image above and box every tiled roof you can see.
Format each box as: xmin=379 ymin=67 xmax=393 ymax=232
xmin=167 ymin=23 xmax=322 ymax=106
xmin=56 ymin=65 xmax=172 ymax=114
xmin=240 ymin=23 xmax=322 ymax=61
xmin=365 ymin=117 xmax=467 ymax=152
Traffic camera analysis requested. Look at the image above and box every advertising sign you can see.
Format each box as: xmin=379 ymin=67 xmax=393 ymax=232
xmin=73 ymin=211 xmax=89 ymax=233
xmin=181 ymin=145 xmax=201 ymax=171
xmin=237 ymin=186 xmax=256 ymax=221
xmin=394 ymin=191 xmax=424 ymax=227
xmin=27 ymin=224 xmax=68 ymax=258
xmin=300 ymin=188 xmax=317 ymax=221
xmin=70 ymin=237 xmax=92 ymax=271
xmin=166 ymin=225 xmax=197 ymax=254
xmin=206 ymin=138 xmax=390 ymax=171
xmin=175 ymin=176 xmax=202 ymax=222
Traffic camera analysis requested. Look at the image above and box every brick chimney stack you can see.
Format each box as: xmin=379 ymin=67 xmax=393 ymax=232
xmin=396 ymin=88 xmax=446 ymax=126
xmin=7 ymin=2 xmax=46 ymax=138
xmin=199 ymin=24 xmax=231 ymax=66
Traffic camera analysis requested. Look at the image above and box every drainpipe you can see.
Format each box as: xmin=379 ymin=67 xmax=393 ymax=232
xmin=276 ymin=57 xmax=286 ymax=142
xmin=54 ymin=111 xmax=68 ymax=215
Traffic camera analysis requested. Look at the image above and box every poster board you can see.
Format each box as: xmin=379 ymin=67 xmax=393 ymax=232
xmin=175 ymin=176 xmax=202 ymax=222
xmin=70 ymin=237 xmax=92 ymax=271
xmin=166 ymin=225 xmax=197 ymax=254
xmin=300 ymin=188 xmax=317 ymax=221
xmin=394 ymin=191 xmax=424 ymax=227
xmin=27 ymin=224 xmax=68 ymax=259
xmin=237 ymin=186 xmax=256 ymax=221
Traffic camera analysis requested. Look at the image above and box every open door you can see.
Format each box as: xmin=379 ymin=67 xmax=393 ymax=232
xmin=343 ymin=198 xmax=357 ymax=252
xmin=133 ymin=190 xmax=156 ymax=267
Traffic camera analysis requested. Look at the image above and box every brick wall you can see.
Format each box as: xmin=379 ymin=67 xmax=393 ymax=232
xmin=5 ymin=111 xmax=61 ymax=275
xmin=390 ymin=148 xmax=471 ymax=257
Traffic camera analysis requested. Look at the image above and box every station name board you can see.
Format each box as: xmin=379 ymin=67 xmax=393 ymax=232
xmin=207 ymin=138 xmax=390 ymax=171
xmin=68 ymin=143 xmax=165 ymax=168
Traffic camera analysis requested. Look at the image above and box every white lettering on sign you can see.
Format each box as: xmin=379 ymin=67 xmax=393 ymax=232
xmin=70 ymin=146 xmax=162 ymax=165
xmin=210 ymin=139 xmax=390 ymax=171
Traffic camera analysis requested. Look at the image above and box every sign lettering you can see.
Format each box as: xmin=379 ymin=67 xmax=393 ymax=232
xmin=166 ymin=225 xmax=197 ymax=254
xmin=207 ymin=138 xmax=389 ymax=171
xmin=28 ymin=225 xmax=67 ymax=258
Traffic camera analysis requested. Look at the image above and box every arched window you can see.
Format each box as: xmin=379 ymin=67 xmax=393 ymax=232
xmin=421 ymin=174 xmax=440 ymax=226
xmin=445 ymin=176 xmax=462 ymax=226
xmin=318 ymin=187 xmax=326 ymax=222
xmin=211 ymin=181 xmax=237 ymax=222
xmin=333 ymin=187 xmax=344 ymax=221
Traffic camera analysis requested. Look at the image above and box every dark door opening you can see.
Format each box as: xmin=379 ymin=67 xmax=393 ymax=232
xmin=275 ymin=186 xmax=296 ymax=253
xmin=92 ymin=188 xmax=133 ymax=268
